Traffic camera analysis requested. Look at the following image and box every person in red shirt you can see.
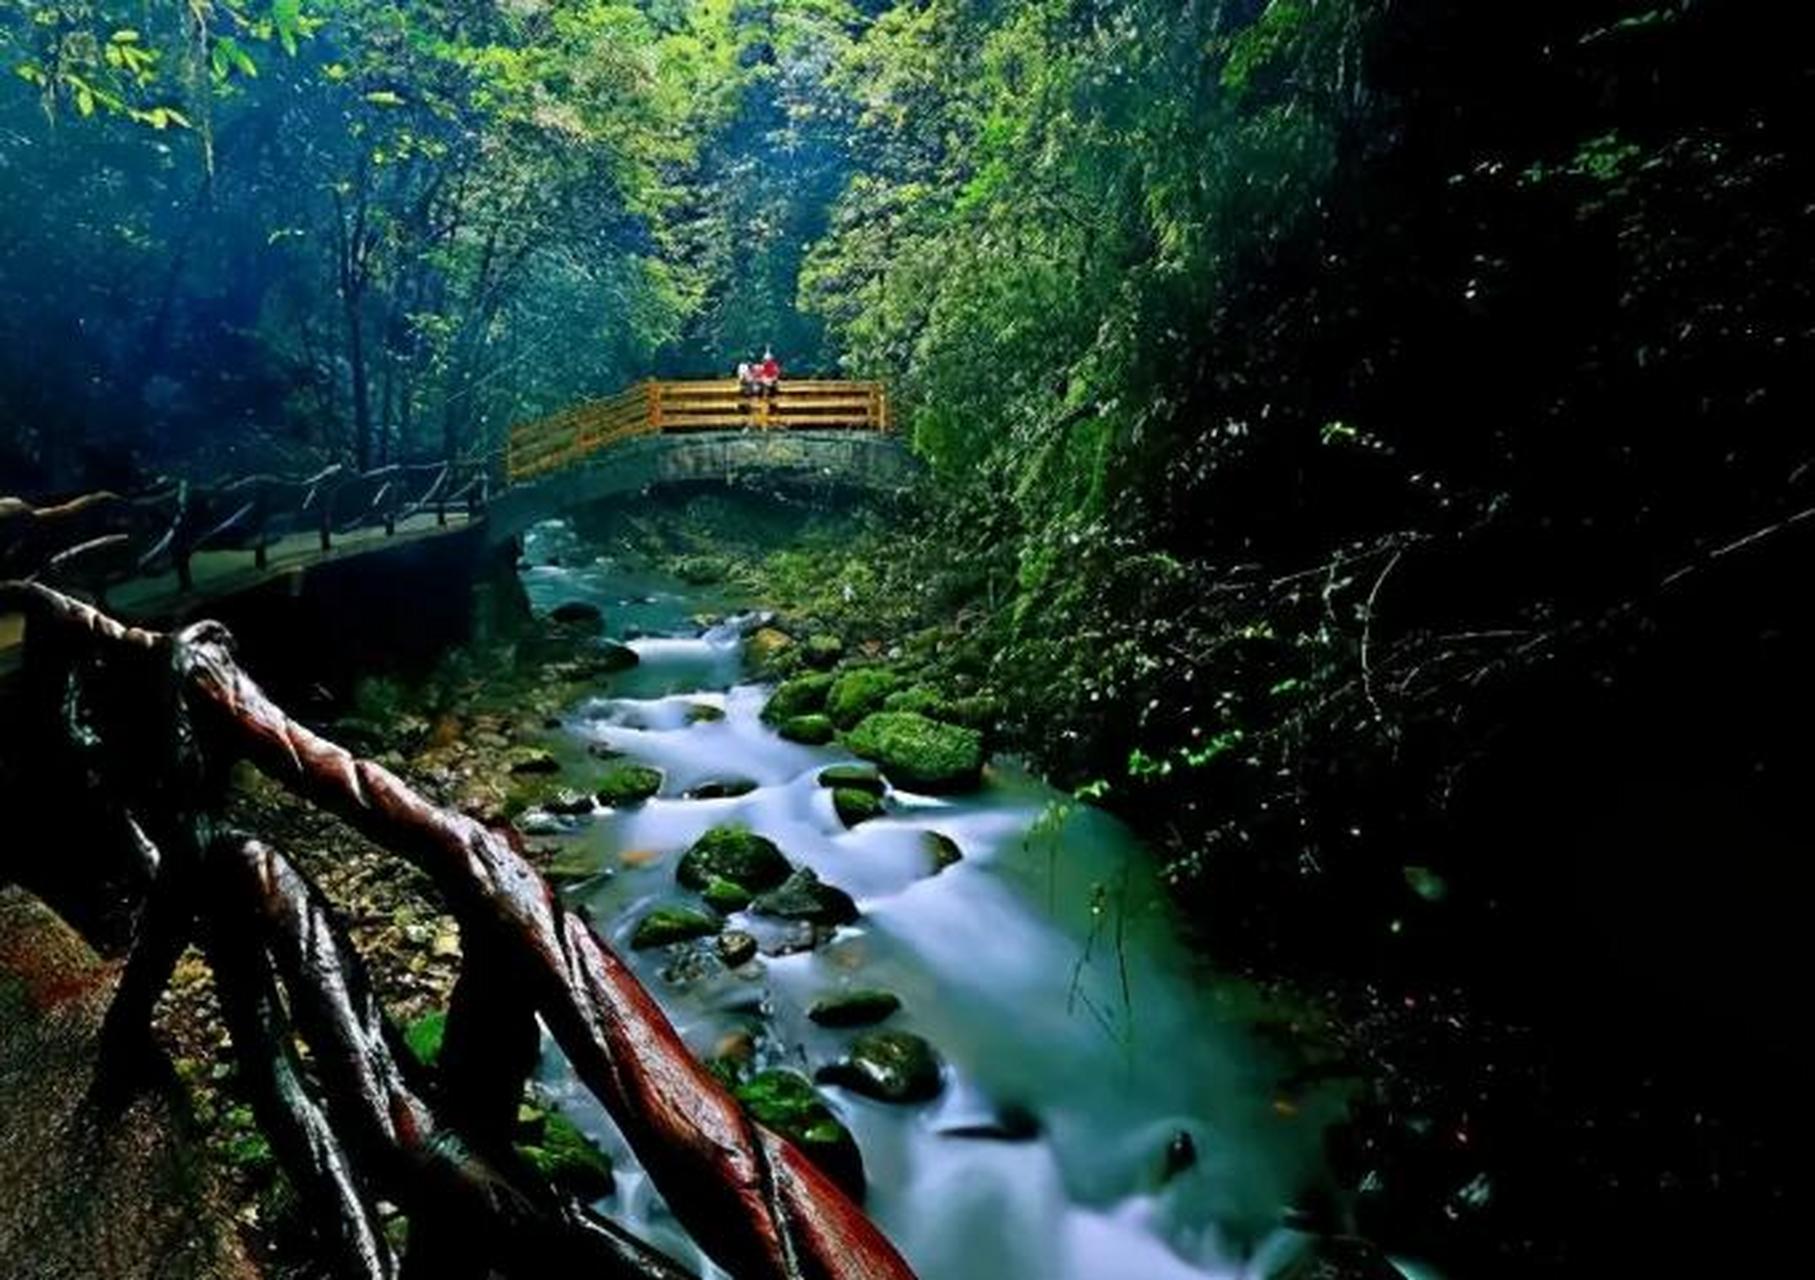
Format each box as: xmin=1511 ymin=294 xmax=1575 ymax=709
xmin=758 ymin=348 xmax=781 ymax=398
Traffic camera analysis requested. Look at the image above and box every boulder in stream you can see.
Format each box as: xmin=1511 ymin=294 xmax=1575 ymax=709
xmin=808 ymin=989 xmax=901 ymax=1028
xmin=844 ymin=712 xmax=984 ymax=792
xmin=595 ymin=762 xmax=662 ymax=807
xmin=547 ymin=601 xmax=605 ymax=631
xmin=734 ymin=1070 xmax=865 ymax=1199
xmin=716 ymin=930 xmax=759 ymax=969
xmin=923 ymin=830 xmax=965 ymax=873
xmin=779 ymin=713 xmax=836 ymax=745
xmin=684 ymin=702 xmax=727 ymax=724
xmin=833 ymin=787 xmax=885 ymax=828
xmin=761 ymin=672 xmax=834 ymax=723
xmin=676 ymin=826 xmax=793 ymax=894
xmin=751 ymin=868 xmax=859 ymax=926
xmin=703 ymin=876 xmax=754 ymax=913
xmin=816 ymin=1030 xmax=944 ymax=1104
xmin=685 ymin=778 xmax=760 ymax=800
xmin=584 ymin=641 xmax=640 ymax=675
xmin=629 ymin=906 xmax=720 ymax=949
xmin=816 ymin=762 xmax=885 ymax=794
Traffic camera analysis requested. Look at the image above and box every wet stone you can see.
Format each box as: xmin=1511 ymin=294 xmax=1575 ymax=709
xmin=833 ymin=787 xmax=885 ymax=828
xmin=817 ymin=762 xmax=885 ymax=794
xmin=716 ymin=930 xmax=759 ymax=969
xmin=686 ymin=778 xmax=760 ymax=800
xmin=807 ymin=989 xmax=901 ymax=1028
xmin=676 ymin=826 xmax=792 ymax=894
xmin=816 ymin=1030 xmax=944 ymax=1105
xmin=751 ymin=868 xmax=859 ymax=926
xmin=630 ymin=906 xmax=720 ymax=950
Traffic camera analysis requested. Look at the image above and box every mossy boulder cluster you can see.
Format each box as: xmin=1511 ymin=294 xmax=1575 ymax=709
xmin=825 ymin=668 xmax=902 ymax=728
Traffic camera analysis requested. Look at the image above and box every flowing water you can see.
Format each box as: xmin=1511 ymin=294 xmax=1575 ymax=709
xmin=516 ymin=518 xmax=1347 ymax=1280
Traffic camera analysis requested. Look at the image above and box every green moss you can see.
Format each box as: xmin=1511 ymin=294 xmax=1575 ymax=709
xmin=595 ymin=762 xmax=662 ymax=806
xmin=843 ymin=712 xmax=984 ymax=792
xmin=826 ymin=668 xmax=903 ymax=728
xmin=630 ymin=906 xmax=720 ymax=949
xmin=734 ymin=1070 xmax=865 ymax=1198
xmin=403 ymin=1010 xmax=447 ymax=1069
xmin=882 ymin=684 xmax=951 ymax=719
xmin=816 ymin=762 xmax=885 ymax=793
xmin=779 ymin=713 xmax=836 ymax=744
xmin=674 ymin=553 xmax=731 ymax=584
xmin=761 ymin=672 xmax=834 ymax=723
xmin=833 ymin=787 xmax=884 ymax=827
xmin=808 ymin=989 xmax=902 ymax=1027
xmin=518 ymin=1110 xmax=614 ymax=1201
xmin=803 ymin=633 xmax=845 ymax=668
xmin=676 ymin=825 xmax=792 ymax=893
xmin=703 ymin=876 xmax=753 ymax=912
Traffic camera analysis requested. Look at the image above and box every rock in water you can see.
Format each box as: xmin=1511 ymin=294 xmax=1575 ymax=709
xmin=586 ymin=641 xmax=640 ymax=674
xmin=685 ymin=778 xmax=760 ymax=800
xmin=629 ymin=906 xmax=720 ymax=949
xmin=779 ymin=714 xmax=835 ymax=745
xmin=817 ymin=1030 xmax=944 ymax=1104
xmin=548 ymin=601 xmax=604 ymax=630
xmin=716 ymin=930 xmax=759 ymax=969
xmin=676 ymin=826 xmax=792 ymax=893
xmin=808 ymin=989 xmax=902 ymax=1027
xmin=761 ymin=672 xmax=834 ymax=723
xmin=816 ymin=762 xmax=885 ymax=794
xmin=924 ymin=831 xmax=965 ymax=873
xmin=833 ymin=787 xmax=885 ymax=827
xmin=844 ymin=712 xmax=984 ymax=792
xmin=703 ymin=877 xmax=754 ymax=912
xmin=685 ymin=702 xmax=727 ymax=724
xmin=733 ymin=1070 xmax=865 ymax=1199
xmin=516 ymin=1109 xmax=614 ymax=1202
xmin=751 ymin=868 xmax=859 ymax=926
xmin=595 ymin=762 xmax=662 ymax=807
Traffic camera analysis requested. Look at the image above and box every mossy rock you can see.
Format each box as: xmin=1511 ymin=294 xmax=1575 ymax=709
xmin=674 ymin=554 xmax=731 ymax=585
xmin=808 ymin=989 xmax=901 ymax=1028
xmin=403 ymin=1010 xmax=447 ymax=1069
xmin=542 ymin=788 xmax=595 ymax=817
xmin=596 ymin=763 xmax=662 ymax=807
xmin=685 ymin=777 xmax=760 ymax=800
xmin=548 ymin=601 xmax=604 ymax=631
xmin=761 ymin=672 xmax=834 ymax=723
xmin=843 ymin=712 xmax=984 ymax=792
xmin=630 ymin=906 xmax=720 ymax=949
xmin=506 ymin=746 xmax=561 ymax=776
xmin=802 ymin=634 xmax=845 ymax=668
xmin=944 ymin=693 xmax=1005 ymax=731
xmin=746 ymin=626 xmax=795 ymax=672
xmin=716 ymin=929 xmax=759 ymax=968
xmin=816 ymin=1030 xmax=944 ymax=1104
xmin=676 ymin=826 xmax=792 ymax=893
xmin=583 ymin=641 xmax=641 ymax=675
xmin=825 ymin=668 xmax=902 ymax=729
xmin=924 ymin=831 xmax=965 ymax=873
xmin=779 ymin=714 xmax=835 ymax=745
xmin=517 ymin=1110 xmax=614 ymax=1202
xmin=882 ymin=684 xmax=951 ymax=719
xmin=833 ymin=787 xmax=884 ymax=828
xmin=816 ymin=762 xmax=885 ymax=794
xmin=685 ymin=702 xmax=727 ymax=724
xmin=751 ymin=868 xmax=858 ymax=926
xmin=703 ymin=876 xmax=754 ymax=912
xmin=734 ymin=1070 xmax=864 ymax=1199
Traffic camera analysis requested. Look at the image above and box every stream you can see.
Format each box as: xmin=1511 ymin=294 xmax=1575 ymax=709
xmin=514 ymin=517 xmax=1352 ymax=1280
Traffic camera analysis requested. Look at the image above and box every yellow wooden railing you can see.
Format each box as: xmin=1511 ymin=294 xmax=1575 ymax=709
xmin=506 ymin=379 xmax=892 ymax=483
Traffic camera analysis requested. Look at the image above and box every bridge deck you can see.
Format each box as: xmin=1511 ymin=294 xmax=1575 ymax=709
xmin=1 ymin=510 xmax=472 ymax=675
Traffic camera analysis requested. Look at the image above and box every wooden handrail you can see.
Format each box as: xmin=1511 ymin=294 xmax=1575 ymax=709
xmin=505 ymin=379 xmax=893 ymax=483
